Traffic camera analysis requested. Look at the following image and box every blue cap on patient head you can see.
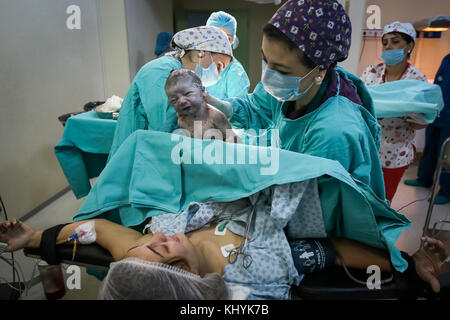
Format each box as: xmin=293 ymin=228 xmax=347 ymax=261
xmin=155 ymin=32 xmax=173 ymax=57
xmin=206 ymin=11 xmax=237 ymax=39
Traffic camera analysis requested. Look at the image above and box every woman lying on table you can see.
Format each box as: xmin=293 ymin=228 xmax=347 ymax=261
xmin=1 ymin=189 xmax=449 ymax=300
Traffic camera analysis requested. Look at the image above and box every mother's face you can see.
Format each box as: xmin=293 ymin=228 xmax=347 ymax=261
xmin=124 ymin=231 xmax=200 ymax=274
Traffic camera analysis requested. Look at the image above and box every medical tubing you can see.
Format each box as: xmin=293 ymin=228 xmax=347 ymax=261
xmin=0 ymin=195 xmax=18 ymax=293
xmin=338 ymin=253 xmax=394 ymax=286
xmin=396 ymin=179 xmax=438 ymax=212
xmin=0 ymin=277 xmax=21 ymax=293
xmin=2 ymin=256 xmax=27 ymax=293
xmin=0 ymin=256 xmax=22 ymax=297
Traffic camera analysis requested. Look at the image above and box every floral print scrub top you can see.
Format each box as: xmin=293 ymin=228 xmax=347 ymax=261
xmin=361 ymin=63 xmax=427 ymax=168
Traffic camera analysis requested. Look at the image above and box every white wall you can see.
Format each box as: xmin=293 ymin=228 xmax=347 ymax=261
xmin=0 ymin=0 xmax=130 ymax=219
xmin=337 ymin=0 xmax=367 ymax=75
xmin=125 ymin=0 xmax=174 ymax=80
xmin=98 ymin=0 xmax=131 ymax=98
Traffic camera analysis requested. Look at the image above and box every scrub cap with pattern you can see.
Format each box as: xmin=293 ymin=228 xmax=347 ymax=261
xmin=269 ymin=0 xmax=352 ymax=69
xmin=171 ymin=26 xmax=233 ymax=59
xmin=382 ymin=21 xmax=417 ymax=42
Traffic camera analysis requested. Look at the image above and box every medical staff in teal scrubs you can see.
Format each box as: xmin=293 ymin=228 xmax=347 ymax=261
xmin=205 ymin=11 xmax=250 ymax=99
xmin=109 ymin=26 xmax=233 ymax=157
xmin=208 ymin=0 xmax=386 ymax=200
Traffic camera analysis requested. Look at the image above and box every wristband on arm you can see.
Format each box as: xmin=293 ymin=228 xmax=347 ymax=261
xmin=39 ymin=224 xmax=70 ymax=265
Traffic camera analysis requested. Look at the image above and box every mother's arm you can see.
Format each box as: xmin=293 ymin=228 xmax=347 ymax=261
xmin=0 ymin=219 xmax=143 ymax=261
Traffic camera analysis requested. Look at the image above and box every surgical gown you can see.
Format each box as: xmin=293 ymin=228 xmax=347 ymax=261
xmin=206 ymin=58 xmax=250 ymax=99
xmin=109 ymin=55 xmax=183 ymax=157
xmin=228 ymin=66 xmax=386 ymax=200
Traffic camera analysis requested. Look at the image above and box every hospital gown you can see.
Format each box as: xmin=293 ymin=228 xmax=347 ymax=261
xmin=109 ymin=55 xmax=183 ymax=157
xmin=148 ymin=179 xmax=325 ymax=300
xmin=206 ymin=58 xmax=250 ymax=99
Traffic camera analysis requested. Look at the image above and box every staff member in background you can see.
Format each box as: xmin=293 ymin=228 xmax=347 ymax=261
xmin=154 ymin=32 xmax=173 ymax=58
xmin=205 ymin=11 xmax=251 ymax=99
xmin=109 ymin=26 xmax=233 ymax=158
xmin=405 ymin=54 xmax=450 ymax=205
xmin=361 ymin=21 xmax=428 ymax=203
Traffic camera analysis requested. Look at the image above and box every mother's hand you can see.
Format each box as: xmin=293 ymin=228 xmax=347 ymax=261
xmin=0 ymin=219 xmax=37 ymax=252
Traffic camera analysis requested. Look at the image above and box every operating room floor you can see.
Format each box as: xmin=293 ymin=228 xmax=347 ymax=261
xmin=2 ymin=164 xmax=450 ymax=300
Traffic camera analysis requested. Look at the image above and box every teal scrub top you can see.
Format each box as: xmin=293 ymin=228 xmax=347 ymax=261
xmin=228 ymin=67 xmax=386 ymax=200
xmin=206 ymin=58 xmax=250 ymax=99
xmin=109 ymin=56 xmax=183 ymax=157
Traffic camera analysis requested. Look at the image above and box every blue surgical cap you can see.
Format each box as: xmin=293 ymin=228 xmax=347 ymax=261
xmin=206 ymin=11 xmax=237 ymax=39
xmin=154 ymin=32 xmax=173 ymax=56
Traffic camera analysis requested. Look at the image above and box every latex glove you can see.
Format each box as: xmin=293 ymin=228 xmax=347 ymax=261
xmin=205 ymin=92 xmax=234 ymax=119
xmin=405 ymin=113 xmax=429 ymax=130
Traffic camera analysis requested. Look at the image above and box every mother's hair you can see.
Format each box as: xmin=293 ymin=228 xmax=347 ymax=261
xmin=98 ymin=258 xmax=229 ymax=300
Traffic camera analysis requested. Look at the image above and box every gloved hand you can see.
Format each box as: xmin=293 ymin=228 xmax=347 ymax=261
xmin=205 ymin=92 xmax=234 ymax=119
xmin=405 ymin=113 xmax=429 ymax=130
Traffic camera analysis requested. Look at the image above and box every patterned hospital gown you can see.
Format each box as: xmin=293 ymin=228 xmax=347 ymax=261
xmin=146 ymin=179 xmax=326 ymax=300
xmin=361 ymin=63 xmax=428 ymax=168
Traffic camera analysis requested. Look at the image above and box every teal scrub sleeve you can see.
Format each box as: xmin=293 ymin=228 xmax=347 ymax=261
xmin=223 ymin=59 xmax=250 ymax=98
xmin=109 ymin=82 xmax=148 ymax=158
xmin=158 ymin=112 xmax=179 ymax=133
xmin=226 ymin=82 xmax=278 ymax=130
xmin=206 ymin=94 xmax=234 ymax=119
xmin=206 ymin=58 xmax=250 ymax=99
xmin=136 ymin=62 xmax=178 ymax=131
xmin=108 ymin=56 xmax=182 ymax=158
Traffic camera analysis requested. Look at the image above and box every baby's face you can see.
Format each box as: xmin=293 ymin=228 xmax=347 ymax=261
xmin=166 ymin=80 xmax=205 ymax=116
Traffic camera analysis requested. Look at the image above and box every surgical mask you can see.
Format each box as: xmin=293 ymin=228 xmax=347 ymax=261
xmin=195 ymin=54 xmax=220 ymax=87
xmin=232 ymin=36 xmax=239 ymax=50
xmin=261 ymin=60 xmax=317 ymax=102
xmin=381 ymin=49 xmax=407 ymax=66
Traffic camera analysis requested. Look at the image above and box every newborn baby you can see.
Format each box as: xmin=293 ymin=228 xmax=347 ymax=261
xmin=165 ymin=69 xmax=241 ymax=143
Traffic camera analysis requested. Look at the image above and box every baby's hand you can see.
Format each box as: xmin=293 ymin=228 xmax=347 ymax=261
xmin=0 ymin=219 xmax=36 ymax=252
